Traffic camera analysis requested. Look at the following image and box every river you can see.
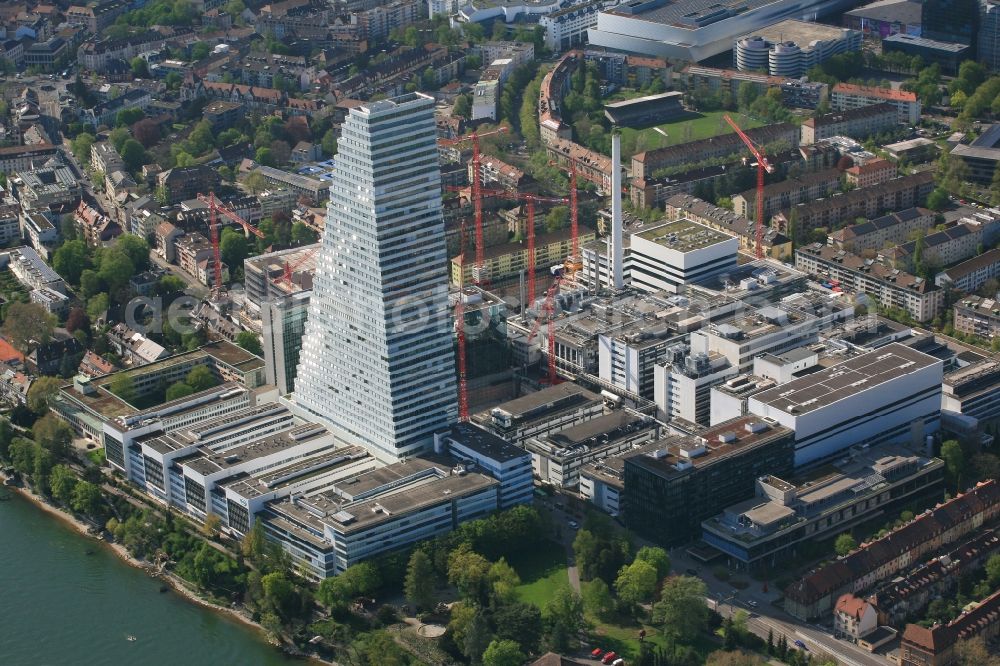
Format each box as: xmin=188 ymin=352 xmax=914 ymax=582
xmin=0 ymin=491 xmax=299 ymax=666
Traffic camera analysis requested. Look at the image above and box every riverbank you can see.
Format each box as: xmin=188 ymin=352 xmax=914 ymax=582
xmin=2 ymin=475 xmax=329 ymax=665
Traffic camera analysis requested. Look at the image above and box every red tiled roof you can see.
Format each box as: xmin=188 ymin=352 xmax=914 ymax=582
xmin=833 ymin=82 xmax=918 ymax=103
xmin=0 ymin=337 xmax=24 ymax=363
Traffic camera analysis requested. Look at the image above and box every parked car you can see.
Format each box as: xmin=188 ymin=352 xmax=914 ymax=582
xmin=568 ymin=520 xmax=579 ymax=529
xmin=747 ymin=600 xmax=758 ymax=608
xmin=612 ymin=659 xmax=625 ymax=666
xmin=793 ymin=639 xmax=807 ymax=650
xmin=602 ymin=652 xmax=618 ymax=664
xmin=591 ymin=648 xmax=604 ymax=658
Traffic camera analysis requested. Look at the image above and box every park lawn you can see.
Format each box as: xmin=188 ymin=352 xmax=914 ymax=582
xmin=618 ymin=110 xmax=763 ymax=158
xmin=589 ymin=617 xmax=719 ymax=663
xmin=510 ymin=541 xmax=569 ymax=608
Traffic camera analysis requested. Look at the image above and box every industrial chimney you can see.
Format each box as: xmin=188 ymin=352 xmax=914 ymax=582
xmin=610 ymin=130 xmax=624 ymax=290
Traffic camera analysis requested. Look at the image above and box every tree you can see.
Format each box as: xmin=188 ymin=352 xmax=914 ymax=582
xmin=545 ymin=206 xmax=570 ymax=233
xmin=120 ymin=139 xmax=147 ymax=172
xmin=235 ymin=331 xmax=263 ymax=357
xmin=131 ymin=56 xmax=149 ymax=78
xmin=544 ymin=585 xmax=584 ymax=650
xmin=615 ymin=559 xmax=659 ymax=606
xmin=927 ymin=188 xmax=950 ymax=211
xmin=186 ymin=365 xmax=217 ymax=391
xmin=115 ymin=234 xmax=150 ymax=272
xmin=80 ymin=270 xmax=102 ymax=299
xmin=454 ymin=94 xmax=472 ymax=120
xmin=27 ymin=376 xmax=63 ymax=414
xmin=53 ymin=240 xmax=89 ymax=284
xmin=705 ymin=650 xmax=767 ymax=666
xmin=464 ymin=610 xmax=494 ymax=663
xmin=32 ymin=413 xmax=73 ymax=457
xmin=244 ymin=171 xmax=266 ymax=194
xmin=321 ymin=129 xmax=338 ymax=156
xmin=487 ymin=557 xmax=521 ymax=604
xmin=582 ymin=577 xmax=615 ymax=620
xmin=652 ymin=576 xmax=709 ymax=642
xmin=132 ymin=118 xmax=161 ymax=149
xmin=50 ymin=464 xmax=78 ymax=505
xmin=0 ymin=418 xmax=14 ymax=461
xmin=254 ymin=147 xmax=275 ymax=167
xmin=986 ymin=554 xmax=1000 ymax=587
xmin=404 ymin=549 xmax=436 ymax=611
xmin=493 ymin=602 xmax=543 ymax=655
xmin=835 ymin=533 xmax=857 ymax=557
xmin=482 ymin=639 xmax=525 ymax=666
xmin=166 ymin=381 xmax=195 ymax=401
xmin=109 ymin=127 xmax=131 ymax=153
xmin=191 ymin=41 xmax=211 ymax=61
xmin=87 ymin=293 xmax=109 ymax=322
xmin=448 ymin=545 xmax=491 ymax=601
xmin=635 ymin=546 xmax=671 ymax=579
xmin=261 ymin=571 xmax=296 ymax=618
xmin=98 ymin=248 xmax=135 ymax=294
xmin=220 ymin=228 xmax=249 ymax=275
xmin=116 ymin=108 xmax=144 ymax=128
xmin=71 ymin=133 xmax=96 ymax=162
xmin=71 ymin=481 xmax=103 ymax=517
xmin=158 ymin=275 xmax=186 ymax=295
xmin=2 ymin=302 xmax=55 ymax=352
xmin=942 ymin=439 xmax=965 ymax=489
xmin=291 ymin=221 xmax=317 ymax=244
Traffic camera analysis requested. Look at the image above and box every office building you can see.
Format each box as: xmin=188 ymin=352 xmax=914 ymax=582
xmin=653 ymin=345 xmax=735 ymax=425
xmin=950 ymin=124 xmax=1000 ymax=185
xmin=626 ymin=416 xmax=795 ymax=546
xmin=628 ymin=219 xmax=739 ymax=294
xmin=294 ymin=93 xmax=458 ymax=462
xmin=882 ymin=33 xmax=970 ymax=74
xmin=587 ymin=0 xmax=860 ymax=60
xmin=785 ymin=480 xmax=1000 ymax=621
xmin=664 ymin=194 xmax=793 ymax=260
xmin=921 ymin=0 xmax=979 ymax=46
xmin=261 ymin=291 xmax=309 ymax=396
xmin=831 ymin=83 xmax=921 ymax=125
xmin=842 ymin=0 xmax=922 ymax=37
xmin=795 ymin=244 xmax=944 ymax=322
xmin=434 ymin=423 xmax=533 ymax=510
xmin=526 ymin=411 xmax=661 ymax=488
xmin=746 ymin=343 xmax=942 ymax=467
xmin=703 ymin=448 xmax=944 ymax=574
xmin=980 ymin=0 xmax=1000 ymax=71
xmin=734 ymin=20 xmax=861 ymax=78
xmin=539 ymin=0 xmax=604 ymax=53
xmin=690 ymin=305 xmax=821 ymax=374
xmin=243 ymin=244 xmax=318 ymax=315
xmin=941 ymin=359 xmax=1000 ymax=424
xmin=884 ymin=137 xmax=939 ymax=163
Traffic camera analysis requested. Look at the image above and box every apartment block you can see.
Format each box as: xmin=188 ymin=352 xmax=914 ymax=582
xmin=936 ymin=248 xmax=1000 ymax=292
xmin=829 ymin=207 xmax=935 ymax=254
xmin=832 ymin=83 xmax=921 ymax=125
xmin=733 ymin=168 xmax=842 ymax=220
xmin=800 ymin=103 xmax=898 ymax=145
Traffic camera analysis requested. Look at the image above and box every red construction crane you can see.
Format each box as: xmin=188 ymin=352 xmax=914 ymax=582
xmin=438 ymin=127 xmax=508 ymax=283
xmin=446 ymin=185 xmax=568 ymax=307
xmin=547 ymin=161 xmax=582 ymax=276
xmin=723 ymin=115 xmax=774 ymax=259
xmin=275 ymin=247 xmax=318 ymax=289
xmin=526 ymin=278 xmax=561 ymax=385
xmin=196 ymin=192 xmax=266 ymax=293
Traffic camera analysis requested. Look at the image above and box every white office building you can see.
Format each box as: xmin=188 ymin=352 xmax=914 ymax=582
xmin=294 ymin=93 xmax=458 ymax=462
xmin=746 ymin=343 xmax=942 ymax=467
xmin=539 ymin=0 xmax=605 ymax=52
xmin=629 ymin=219 xmax=738 ymax=294
xmin=653 ymin=346 xmax=736 ymax=425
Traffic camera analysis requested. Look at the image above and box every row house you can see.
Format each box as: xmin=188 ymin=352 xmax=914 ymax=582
xmin=845 ymin=158 xmax=897 ymax=189
xmin=80 ymin=88 xmax=152 ymax=128
xmin=901 ymin=588 xmax=1000 ymax=666
xmin=784 ymin=480 xmax=1000 ymax=620
xmin=733 ymin=167 xmax=842 ymax=221
xmin=66 ymin=0 xmax=129 ymax=34
xmin=77 ymin=31 xmax=167 ymax=73
xmin=828 ymin=207 xmax=935 ymax=254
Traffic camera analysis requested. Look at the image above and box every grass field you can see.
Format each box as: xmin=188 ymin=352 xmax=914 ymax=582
xmin=510 ymin=542 xmax=569 ymax=608
xmin=618 ymin=110 xmax=763 ymax=159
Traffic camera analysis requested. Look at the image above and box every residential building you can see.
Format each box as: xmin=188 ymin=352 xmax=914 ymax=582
xmin=27 ymin=330 xmax=84 ymax=376
xmin=526 ymin=411 xmax=661 ymax=488
xmin=545 ymin=138 xmax=613 ymax=190
xmin=626 ymin=416 xmax=795 ymax=546
xmin=435 ymin=422 xmax=533 ymax=510
xmin=30 ymin=287 xmax=68 ymax=316
xmin=80 ymin=89 xmax=152 ymax=128
xmin=747 ymin=342 xmax=942 ymax=467
xmin=156 ymin=166 xmax=220 ymax=205
xmin=706 ymin=449 xmax=945 ymax=578
xmin=0 ymin=144 xmax=60 ymax=175
xmin=954 ymin=295 xmax=1000 ymax=340
xmin=951 ymin=124 xmax=1000 ymax=185
xmin=24 ymin=37 xmax=67 ymax=71
xmin=901 ymin=587 xmax=1000 ymax=666
xmin=0 ymin=202 xmax=21 ymax=246
xmin=829 ymin=207 xmax=935 ymax=254
xmin=733 ymin=168 xmax=842 ymax=221
xmin=733 ymin=20 xmax=861 ymax=78
xmin=67 ymin=0 xmax=129 ymax=33
xmin=882 ymin=33 xmax=970 ymax=74
xmin=834 ymin=594 xmax=879 ymax=641
xmin=845 ymin=158 xmax=897 ymax=188
xmin=539 ymin=0 xmax=604 ymax=53
xmin=473 ymin=383 xmax=605 ymax=446
xmin=15 ymin=161 xmax=80 ymax=209
xmin=675 ymin=65 xmax=827 ymax=110
xmin=155 ymin=222 xmax=183 ymax=263
xmin=19 ymin=214 xmax=60 ymax=259
xmin=887 ymin=221 xmax=992 ymax=268
xmin=90 ymin=142 xmax=123 ymax=175
xmin=664 ymin=194 xmax=792 ymax=260
xmin=451 ymin=225 xmax=596 ymax=287
xmin=800 ymin=104 xmax=899 ymax=145
xmin=293 ymin=94 xmax=457 ymax=463
xmin=831 ymin=83 xmax=921 ymax=125
xmin=936 ymin=248 xmax=1000 ymax=292
xmin=472 ymin=80 xmax=499 ymax=121
xmin=1 ymin=246 xmax=65 ymax=293
xmin=251 ymin=166 xmax=329 ymax=203
xmin=776 ymin=171 xmax=936 ymax=238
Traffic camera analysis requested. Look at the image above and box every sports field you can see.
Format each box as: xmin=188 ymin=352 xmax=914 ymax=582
xmin=618 ymin=110 xmax=763 ymax=158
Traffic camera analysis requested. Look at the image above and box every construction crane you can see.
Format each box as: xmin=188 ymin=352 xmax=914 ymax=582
xmin=438 ymin=127 xmax=508 ymax=283
xmin=196 ymin=193 xmax=266 ymax=293
xmin=275 ymin=247 xmax=318 ymax=290
xmin=723 ymin=115 xmax=774 ymax=259
xmin=547 ymin=161 xmax=582 ymax=276
xmin=526 ymin=278 xmax=561 ymax=385
xmin=446 ymin=185 xmax=569 ymax=310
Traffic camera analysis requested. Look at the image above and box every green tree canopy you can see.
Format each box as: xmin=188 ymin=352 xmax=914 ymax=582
xmin=835 ymin=533 xmax=857 ymax=557
xmin=236 ymin=331 xmax=263 ymax=356
xmin=2 ymin=302 xmax=55 ymax=352
xmin=186 ymin=365 xmax=217 ymax=391
xmin=53 ymin=240 xmax=90 ymax=284
xmin=652 ymin=575 xmax=709 ymax=642
xmin=615 ymin=558 xmax=658 ymax=605
xmin=482 ymin=639 xmax=525 ymax=666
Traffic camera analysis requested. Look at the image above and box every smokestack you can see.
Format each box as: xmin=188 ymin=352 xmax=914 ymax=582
xmin=611 ymin=130 xmax=624 ymax=290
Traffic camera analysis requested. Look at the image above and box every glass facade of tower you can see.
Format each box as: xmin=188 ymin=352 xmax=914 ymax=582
xmin=922 ymin=0 xmax=979 ymax=46
xmin=294 ymin=93 xmax=457 ymax=461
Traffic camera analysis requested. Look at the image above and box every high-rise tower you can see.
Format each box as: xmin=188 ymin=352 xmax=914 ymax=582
xmin=294 ymin=93 xmax=457 ymax=461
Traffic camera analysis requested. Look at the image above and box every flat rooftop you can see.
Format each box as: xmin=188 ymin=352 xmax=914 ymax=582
xmin=741 ymin=19 xmax=854 ymax=44
xmin=183 ymin=422 xmax=333 ymax=476
xmin=751 ymin=342 xmax=939 ymax=414
xmin=448 ymin=422 xmax=527 ymax=463
xmin=604 ymin=91 xmax=683 ymax=110
xmin=634 ymin=218 xmax=733 ymax=253
xmin=608 ymin=0 xmax=785 ymax=28
xmin=544 ymin=411 xmax=651 ymax=449
xmin=845 ymin=0 xmax=921 ymax=24
xmin=485 ymin=383 xmax=603 ymax=422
